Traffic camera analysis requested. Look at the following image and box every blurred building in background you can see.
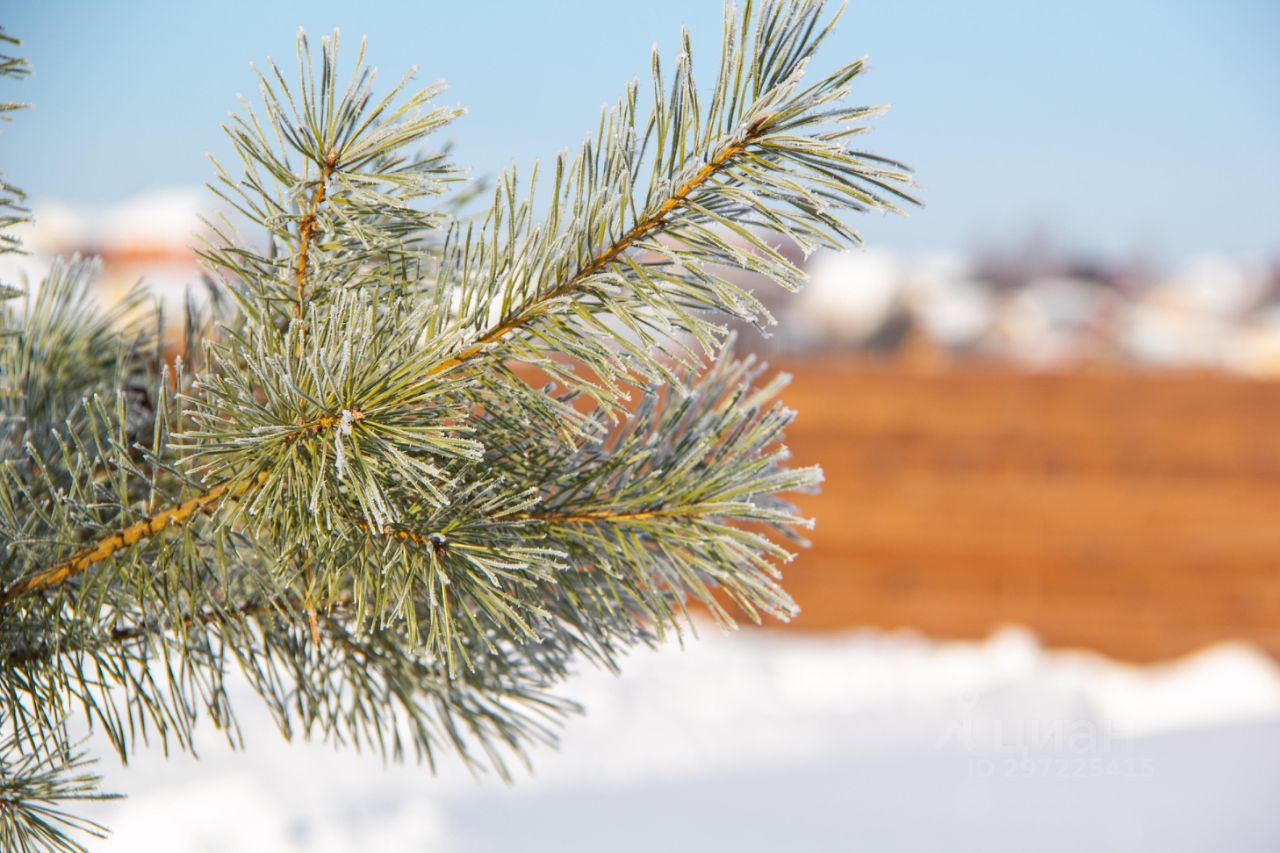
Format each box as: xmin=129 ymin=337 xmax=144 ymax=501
xmin=775 ymin=243 xmax=1280 ymax=376
xmin=5 ymin=188 xmax=215 ymax=317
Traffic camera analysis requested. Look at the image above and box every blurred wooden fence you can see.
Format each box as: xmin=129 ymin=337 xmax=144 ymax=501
xmin=770 ymin=357 xmax=1280 ymax=661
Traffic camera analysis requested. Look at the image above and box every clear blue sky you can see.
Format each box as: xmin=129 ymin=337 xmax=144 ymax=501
xmin=3 ymin=1 xmax=1278 ymax=261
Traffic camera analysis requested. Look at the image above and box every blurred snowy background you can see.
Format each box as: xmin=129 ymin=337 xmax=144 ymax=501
xmin=78 ymin=626 xmax=1280 ymax=852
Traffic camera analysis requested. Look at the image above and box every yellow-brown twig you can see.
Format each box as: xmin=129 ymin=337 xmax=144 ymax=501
xmin=0 ymin=470 xmax=270 ymax=607
xmin=287 ymin=406 xmax=365 ymax=442
xmin=518 ymin=508 xmax=673 ymax=524
xmin=291 ymin=150 xmax=338 ymax=640
xmin=423 ymin=138 xmax=751 ymax=379
xmin=294 ymin=149 xmax=337 ymax=327
xmin=2 ymin=407 xmax=364 ymax=609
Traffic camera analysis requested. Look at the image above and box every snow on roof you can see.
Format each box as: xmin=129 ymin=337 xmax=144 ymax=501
xmin=97 ymin=186 xmax=213 ymax=252
xmin=25 ymin=186 xmax=215 ymax=257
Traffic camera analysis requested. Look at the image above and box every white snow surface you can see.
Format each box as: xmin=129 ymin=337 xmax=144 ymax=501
xmin=80 ymin=626 xmax=1280 ymax=852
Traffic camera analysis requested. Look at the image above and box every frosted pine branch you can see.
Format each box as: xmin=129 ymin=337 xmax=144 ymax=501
xmin=0 ymin=4 xmax=915 ymax=847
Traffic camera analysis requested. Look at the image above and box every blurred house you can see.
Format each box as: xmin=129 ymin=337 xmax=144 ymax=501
xmin=771 ymin=245 xmax=1280 ymax=377
xmin=3 ymin=187 xmax=212 ymax=318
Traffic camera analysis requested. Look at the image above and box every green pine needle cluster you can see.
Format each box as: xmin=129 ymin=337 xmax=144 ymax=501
xmin=0 ymin=3 xmax=914 ymax=848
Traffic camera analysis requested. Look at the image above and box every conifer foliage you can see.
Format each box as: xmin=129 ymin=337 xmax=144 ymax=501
xmin=0 ymin=3 xmax=913 ymax=847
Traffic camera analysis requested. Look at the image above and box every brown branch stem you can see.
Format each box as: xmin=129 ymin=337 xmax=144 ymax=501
xmin=2 ymin=407 xmax=364 ymax=609
xmin=0 ymin=471 xmax=269 ymax=608
xmin=519 ymin=508 xmax=678 ymax=524
xmin=354 ymin=506 xmax=690 ymax=553
xmin=424 ymin=136 xmax=753 ymax=379
xmin=293 ymin=151 xmax=337 ymax=327
xmin=294 ymin=151 xmax=338 ymax=638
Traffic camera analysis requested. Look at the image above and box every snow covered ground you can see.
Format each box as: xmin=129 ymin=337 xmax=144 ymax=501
xmin=80 ymin=626 xmax=1280 ymax=852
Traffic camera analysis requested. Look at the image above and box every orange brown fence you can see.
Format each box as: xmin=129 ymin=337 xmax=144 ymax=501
xmin=770 ymin=357 xmax=1280 ymax=662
